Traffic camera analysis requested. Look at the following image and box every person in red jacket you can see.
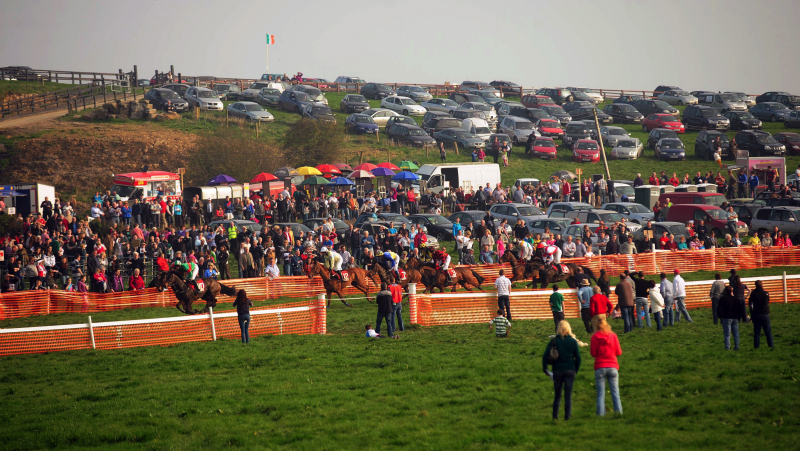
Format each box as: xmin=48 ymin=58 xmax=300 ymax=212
xmin=590 ymin=318 xmax=623 ymax=416
xmin=589 ymin=286 xmax=614 ymax=331
xmin=129 ymin=268 xmax=145 ymax=290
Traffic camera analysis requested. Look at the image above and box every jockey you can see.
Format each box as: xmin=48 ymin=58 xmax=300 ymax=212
xmin=544 ymin=244 xmax=563 ymax=275
xmin=320 ymin=247 xmax=343 ymax=280
xmin=433 ymin=247 xmax=453 ymax=283
xmin=419 ymin=242 xmax=434 ymax=264
xmin=535 ymin=242 xmax=546 ymax=260
xmin=382 ymin=251 xmax=400 ymax=281
xmin=518 ymin=239 xmax=533 ymax=261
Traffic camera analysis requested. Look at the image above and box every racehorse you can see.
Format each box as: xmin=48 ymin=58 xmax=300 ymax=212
xmin=157 ymin=272 xmax=237 ymax=314
xmin=376 ymin=261 xmax=425 ymax=294
xmin=305 ymin=260 xmax=381 ymax=307
xmin=534 ymin=261 xmax=598 ymax=289
xmin=499 ymin=250 xmax=539 ymax=288
xmin=405 ymin=255 xmax=485 ymax=293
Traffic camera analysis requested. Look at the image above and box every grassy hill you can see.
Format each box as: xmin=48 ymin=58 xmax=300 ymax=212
xmin=0 ymin=80 xmax=75 ymax=103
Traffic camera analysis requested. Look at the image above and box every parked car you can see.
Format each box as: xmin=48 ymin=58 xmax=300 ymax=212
xmin=303 ymin=218 xmax=350 ymax=236
xmin=334 ymin=76 xmax=366 ymax=84
xmin=277 ymin=90 xmax=312 ymax=113
xmin=602 ymin=104 xmax=644 ymax=124
xmin=540 ymin=105 xmax=571 ymax=126
xmin=449 ymin=93 xmax=486 ymax=105
xmin=600 ymin=126 xmax=631 ymax=146
xmin=562 ymin=100 xmax=594 ymax=114
xmin=750 ymin=102 xmax=794 ymax=122
xmin=495 ymin=101 xmax=525 ymax=117
xmin=566 ymin=87 xmax=604 ymax=103
xmin=339 ymin=94 xmax=370 ymax=113
xmin=767 ymin=94 xmax=800 ymax=110
xmin=422 ymin=114 xmax=461 ymax=135
xmin=386 ymin=124 xmax=436 ymax=147
xmin=563 ymin=121 xmax=592 ymax=149
xmin=696 ymin=92 xmax=747 ymax=112
xmin=408 ymin=214 xmax=454 ymax=241
xmin=756 ymin=91 xmax=790 ymax=104
xmin=345 ymin=114 xmax=379 ymax=134
xmin=461 ymin=102 xmax=496 ymax=121
xmin=546 ymin=202 xmax=595 ymax=217
xmin=774 ymin=133 xmax=800 ymax=155
xmin=681 ymin=105 xmax=729 ymax=131
xmin=695 ymin=130 xmax=732 ymax=160
xmin=522 ymin=95 xmax=556 ymax=109
xmin=183 ymin=87 xmax=222 ymax=111
xmin=452 ymin=108 xmax=488 ymax=122
xmin=448 ymin=210 xmax=488 ymax=230
xmin=432 ymin=128 xmax=486 ymax=150
xmin=214 ymin=84 xmax=242 ymax=100
xmin=572 ymin=139 xmax=600 ymax=163
xmin=227 ymin=102 xmax=274 ymax=123
xmin=534 ymin=118 xmax=564 ymax=139
xmin=396 ymin=85 xmax=432 ymax=102
xmin=461 ymin=118 xmax=493 ymax=141
xmin=490 ymin=80 xmax=521 ymax=93
xmin=380 ymin=96 xmax=426 ymax=116
xmin=385 ymin=116 xmax=417 ymax=128
xmin=508 ymin=106 xmax=551 ymax=123
xmin=498 ymin=116 xmax=537 ymax=145
xmin=301 ymin=103 xmax=335 ymax=123
xmin=726 ymin=202 xmax=762 ymax=227
xmin=420 ymin=98 xmax=459 ymax=114
xmin=642 ymin=113 xmax=685 ymax=133
xmin=647 ymin=128 xmax=678 ymax=149
xmin=459 ymin=81 xmax=493 ymax=91
xmin=727 ymin=92 xmax=756 ymax=107
xmin=665 ymin=204 xmax=749 ymax=238
xmin=161 ymin=83 xmax=191 ymax=98
xmin=144 ymin=88 xmax=189 ymax=112
xmin=488 ymin=203 xmax=546 ymax=225
xmin=733 ymin=130 xmax=786 ymax=156
xmin=531 ymin=137 xmax=558 ymax=159
xmin=291 ymin=85 xmax=327 ymax=105
xmin=785 ymin=110 xmax=800 ymax=128
xmin=633 ymin=99 xmax=680 ymax=118
xmin=570 ymin=107 xmax=613 ymax=124
xmin=468 ymin=89 xmax=504 ymax=106
xmin=537 ymin=88 xmax=574 ymax=104
xmin=653 ymin=85 xmax=681 ymax=95
xmin=657 ymin=90 xmax=698 ymax=106
xmin=256 ymin=88 xmax=281 ymax=107
xmin=565 ymin=209 xmax=627 ymax=226
xmin=614 ymin=95 xmax=643 ymax=105
xmin=353 ymin=213 xmax=411 ymax=228
xmin=361 ymin=108 xmax=400 ymax=127
xmin=610 ymin=138 xmax=643 ymax=160
xmin=210 ymin=219 xmax=263 ymax=236
xmin=360 ymin=83 xmax=396 ymax=100
xmin=722 ymin=111 xmax=761 ymax=131
xmin=630 ymin=221 xmax=687 ymax=245
xmin=528 ymin=218 xmax=572 ymax=236
xmin=242 ymin=82 xmax=280 ymax=101
xmin=750 ymin=207 xmax=800 ymax=240
xmin=654 ymin=138 xmax=686 ymax=160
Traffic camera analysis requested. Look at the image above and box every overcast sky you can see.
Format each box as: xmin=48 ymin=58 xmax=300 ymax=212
xmin=2 ymin=0 xmax=799 ymax=94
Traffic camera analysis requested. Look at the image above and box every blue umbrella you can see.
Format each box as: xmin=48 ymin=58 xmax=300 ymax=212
xmin=208 ymin=174 xmax=237 ymax=185
xmin=371 ymin=167 xmax=396 ymax=177
xmin=329 ymin=177 xmax=354 ymax=185
xmin=391 ymin=171 xmax=419 ymax=181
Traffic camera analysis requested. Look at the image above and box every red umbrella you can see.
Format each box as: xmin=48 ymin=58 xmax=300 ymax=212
xmin=250 ymin=172 xmax=278 ymax=183
xmin=332 ymin=163 xmax=352 ymax=170
xmin=377 ymin=162 xmax=400 ymax=170
xmin=316 ymin=164 xmax=342 ymax=175
xmin=352 ymin=162 xmax=378 ymax=171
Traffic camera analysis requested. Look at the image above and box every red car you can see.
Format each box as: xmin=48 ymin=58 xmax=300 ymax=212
xmin=642 ymin=113 xmax=685 ymax=133
xmin=572 ymin=139 xmax=600 ymax=162
xmin=531 ymin=137 xmax=558 ymax=159
xmin=774 ymin=133 xmax=800 ymax=155
xmin=522 ymin=95 xmax=557 ymax=109
xmin=535 ymin=118 xmax=564 ymax=139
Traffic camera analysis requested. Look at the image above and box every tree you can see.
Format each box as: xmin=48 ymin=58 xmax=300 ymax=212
xmin=282 ymin=119 xmax=346 ymax=167
xmin=185 ymin=128 xmax=285 ymax=186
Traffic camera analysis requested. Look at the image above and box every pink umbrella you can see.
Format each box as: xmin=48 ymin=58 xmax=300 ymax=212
xmin=352 ymin=162 xmax=378 ymax=172
xmin=347 ymin=170 xmax=375 ymax=179
xmin=377 ymin=162 xmax=400 ymax=170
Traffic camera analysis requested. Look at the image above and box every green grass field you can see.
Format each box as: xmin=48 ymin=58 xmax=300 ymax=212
xmin=2 ymin=266 xmax=800 ymax=450
xmin=0 ymin=80 xmax=76 ymax=101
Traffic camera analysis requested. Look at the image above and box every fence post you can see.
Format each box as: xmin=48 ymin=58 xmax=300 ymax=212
xmin=408 ymin=283 xmax=418 ymax=324
xmin=317 ymin=294 xmax=327 ymax=334
xmin=783 ymin=271 xmax=788 ymax=304
xmin=88 ymin=316 xmax=96 ymax=349
xmin=208 ymin=306 xmax=217 ymax=341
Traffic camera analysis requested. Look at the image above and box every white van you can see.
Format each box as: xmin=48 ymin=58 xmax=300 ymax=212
xmin=413 ymin=163 xmax=501 ymax=195
xmin=461 ymin=118 xmax=492 ymax=142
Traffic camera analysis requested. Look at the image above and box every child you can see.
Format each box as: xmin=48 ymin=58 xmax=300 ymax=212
xmin=365 ymin=324 xmax=384 ymax=339
xmin=489 ymin=309 xmax=511 ymax=337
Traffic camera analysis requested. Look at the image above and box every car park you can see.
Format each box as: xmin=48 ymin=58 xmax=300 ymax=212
xmin=696 ymin=92 xmax=747 ymax=112
xmin=724 ymin=111 xmax=762 ymax=130
xmin=459 ymin=81 xmax=493 ymax=91
xmin=531 ymin=137 xmax=557 ymax=159
xmin=540 ymin=105 xmax=571 ymax=126
xmin=184 ymin=87 xmax=223 ymax=111
xmin=361 ymin=108 xmax=400 ymax=127
xmin=565 ymin=209 xmax=627 ymax=225
xmin=749 ymin=207 xmax=800 ymax=240
xmin=602 ymin=203 xmax=654 ymax=223
xmin=602 ymin=103 xmax=644 ymax=124
xmin=161 ymin=83 xmax=192 ymax=98
xmin=468 ymin=89 xmax=504 ymax=106
xmin=432 ymin=128 xmax=486 ymax=150
xmin=381 ymin=96 xmax=426 ymax=116
xmin=681 ymin=105 xmax=730 ymax=131
xmin=647 ymin=128 xmax=678 ymax=149
xmin=522 ymin=95 xmax=556 ymax=109
xmin=488 ymin=203 xmax=546 ymax=225
xmin=773 ymin=133 xmax=800 ymax=155
xmin=345 ymin=114 xmax=379 ymax=134
xmin=562 ymin=100 xmax=594 ymax=114
xmin=610 ymin=138 xmax=643 ymax=160
xmin=767 ymin=94 xmax=800 ymax=110
xmin=695 ymin=130 xmax=732 ymax=159
xmin=461 ymin=118 xmax=493 ymax=141
xmin=600 ymin=126 xmax=631 ymax=146
xmin=300 ymin=103 xmax=336 ymax=123
xmin=537 ymin=88 xmax=574 ymax=104
xmin=422 ymin=115 xmax=461 ymax=135
xmin=654 ymin=138 xmax=686 ymax=160
xmin=385 ymin=116 xmax=417 ymax=128
xmin=395 ymin=85 xmax=433 ymax=102
xmin=461 ymin=102 xmax=497 ymax=123
xmin=570 ymin=107 xmax=613 ymax=124
xmin=227 ymin=102 xmax=274 ymax=122
xmin=572 ymin=139 xmax=600 ymax=163
xmin=733 ymin=130 xmax=786 ymax=156
xmin=534 ymin=118 xmax=564 ymax=139
xmin=452 ymin=108 xmax=488 ymax=122
xmin=144 ymin=88 xmax=189 ymax=112
xmin=633 ymin=99 xmax=680 ymax=118
xmin=490 ymin=80 xmax=521 ymax=95
xmin=334 ymin=76 xmax=366 ymax=84
xmin=566 ymin=87 xmax=604 ymax=103
xmin=256 ymin=88 xmax=281 ymax=107
xmin=278 ymin=90 xmax=312 ymax=113
xmin=339 ymin=94 xmax=371 ymax=113
xmin=449 ymin=93 xmax=487 ymax=105
xmin=420 ymin=98 xmax=459 ymax=114
xmin=494 ymin=101 xmax=524 ymax=117
xmin=642 ymin=113 xmax=685 ymax=133
xmin=750 ymin=102 xmax=794 ymax=122
xmin=614 ymin=95 xmax=643 ymax=105
xmin=242 ymin=82 xmax=281 ymax=101
xmin=508 ymin=106 xmax=551 ymax=123
xmin=407 ymin=214 xmax=454 ymax=241
xmin=497 ymin=116 xmax=538 ymax=145
xmin=785 ymin=111 xmax=800 ymax=128
xmin=657 ymin=90 xmax=698 ymax=106
xmin=214 ymin=84 xmax=241 ymax=100
xmin=726 ymin=92 xmax=756 ymax=107
xmin=361 ymin=83 xmax=397 ymax=100
xmin=290 ymin=85 xmax=328 ymax=105
xmin=563 ymin=121 xmax=592 ymax=149
xmin=653 ymin=85 xmax=681 ymax=95
xmin=386 ymin=124 xmax=436 ymax=147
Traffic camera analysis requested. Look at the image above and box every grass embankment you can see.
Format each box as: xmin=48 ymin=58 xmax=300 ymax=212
xmin=0 ymin=80 xmax=76 ymax=103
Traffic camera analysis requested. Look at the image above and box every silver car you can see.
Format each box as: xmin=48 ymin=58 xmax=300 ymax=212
xmin=658 ymin=90 xmax=698 ymax=106
xmin=498 ymin=116 xmax=539 ymax=145
xmin=396 ymin=85 xmax=433 ymax=102
xmin=420 ymin=98 xmax=458 ymax=114
xmin=488 ymin=203 xmax=547 ymax=226
xmin=290 ymin=85 xmax=328 ymax=105
xmin=567 ymin=87 xmax=604 ymax=103
xmin=600 ymin=126 xmax=631 ymax=146
xmin=227 ymin=102 xmax=274 ymax=122
xmin=727 ymin=92 xmax=756 ymax=107
xmin=462 ymin=102 xmax=497 ymax=123
xmin=610 ymin=138 xmax=643 ymax=160
xmin=185 ymin=86 xmax=224 ymax=111
xmin=361 ymin=108 xmax=400 ymax=127
xmin=602 ymin=203 xmax=654 ymax=224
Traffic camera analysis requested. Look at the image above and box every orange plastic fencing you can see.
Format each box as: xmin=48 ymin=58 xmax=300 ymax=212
xmin=0 ymin=299 xmax=326 ymax=357
xmin=409 ymin=274 xmax=800 ymax=327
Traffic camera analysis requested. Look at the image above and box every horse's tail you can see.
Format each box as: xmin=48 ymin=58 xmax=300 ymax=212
xmin=582 ymin=266 xmax=598 ymax=283
xmin=471 ymin=269 xmax=485 ymax=285
xmin=219 ymin=283 xmax=237 ymax=297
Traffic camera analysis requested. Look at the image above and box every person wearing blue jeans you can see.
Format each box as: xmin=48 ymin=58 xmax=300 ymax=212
xmin=591 ymin=318 xmax=623 ymax=416
xmin=232 ymin=289 xmax=253 ymax=344
xmin=660 ymin=273 xmax=675 ymax=326
xmin=674 ymin=297 xmax=693 ymax=322
xmin=635 ymin=297 xmax=651 ymax=328
xmin=717 ymin=286 xmax=743 ymax=350
xmin=749 ymin=280 xmax=775 ymax=349
xmin=375 ymin=284 xmax=396 ymax=338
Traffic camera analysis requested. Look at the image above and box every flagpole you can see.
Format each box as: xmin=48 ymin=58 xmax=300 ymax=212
xmin=266 ymin=40 xmax=269 ymax=73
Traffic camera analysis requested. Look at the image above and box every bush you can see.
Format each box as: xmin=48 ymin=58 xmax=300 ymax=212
xmin=0 ymin=213 xmax=22 ymax=236
xmin=282 ymin=119 xmax=347 ymax=167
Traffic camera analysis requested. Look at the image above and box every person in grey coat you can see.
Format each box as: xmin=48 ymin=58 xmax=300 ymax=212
xmin=659 ymin=272 xmax=675 ymax=326
xmin=709 ymin=273 xmax=726 ymax=325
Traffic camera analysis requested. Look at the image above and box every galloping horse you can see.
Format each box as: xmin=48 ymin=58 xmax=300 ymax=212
xmin=305 ymin=260 xmax=381 ymax=307
xmin=375 ymin=261 xmax=424 ymax=294
xmin=499 ymin=250 xmax=539 ymax=287
xmin=157 ymin=272 xmax=237 ymax=314
xmin=405 ymin=255 xmax=485 ymax=293
xmin=534 ymin=261 xmax=598 ymax=289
